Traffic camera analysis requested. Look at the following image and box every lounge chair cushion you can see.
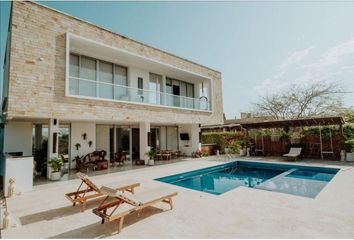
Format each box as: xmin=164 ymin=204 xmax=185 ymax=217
xmin=100 ymin=186 xmax=141 ymax=206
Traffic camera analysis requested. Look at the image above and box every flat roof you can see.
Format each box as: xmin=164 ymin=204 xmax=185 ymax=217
xmin=240 ymin=116 xmax=345 ymax=129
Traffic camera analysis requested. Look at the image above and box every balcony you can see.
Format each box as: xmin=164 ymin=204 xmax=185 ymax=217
xmin=68 ymin=77 xmax=211 ymax=111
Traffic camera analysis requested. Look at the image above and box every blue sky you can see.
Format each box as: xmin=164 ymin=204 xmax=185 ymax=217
xmin=1 ymin=1 xmax=354 ymax=119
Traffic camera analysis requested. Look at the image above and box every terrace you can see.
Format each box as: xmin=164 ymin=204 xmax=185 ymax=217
xmin=2 ymin=156 xmax=354 ymax=238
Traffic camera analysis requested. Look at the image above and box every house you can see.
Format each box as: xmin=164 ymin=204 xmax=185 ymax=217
xmin=0 ymin=2 xmax=223 ymax=194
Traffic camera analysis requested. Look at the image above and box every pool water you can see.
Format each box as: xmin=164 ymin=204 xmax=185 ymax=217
xmin=155 ymin=161 xmax=339 ymax=198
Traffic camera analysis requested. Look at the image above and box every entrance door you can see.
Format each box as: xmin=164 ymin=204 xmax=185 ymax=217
xmin=116 ymin=127 xmax=131 ymax=164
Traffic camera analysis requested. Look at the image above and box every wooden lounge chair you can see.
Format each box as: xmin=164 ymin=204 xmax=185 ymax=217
xmin=65 ymin=172 xmax=140 ymax=212
xmin=283 ymin=147 xmax=302 ymax=161
xmin=92 ymin=186 xmax=178 ymax=233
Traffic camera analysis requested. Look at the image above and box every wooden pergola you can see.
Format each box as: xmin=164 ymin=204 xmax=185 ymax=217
xmin=240 ymin=116 xmax=345 ymax=159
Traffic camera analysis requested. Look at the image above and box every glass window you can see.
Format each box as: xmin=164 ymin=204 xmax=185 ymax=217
xmin=99 ymin=61 xmax=113 ymax=99
xmin=69 ymin=54 xmax=79 ymax=95
xmin=149 ymin=73 xmax=162 ymax=104
xmin=80 ymin=56 xmax=96 ymax=97
xmin=114 ymin=65 xmax=128 ymax=100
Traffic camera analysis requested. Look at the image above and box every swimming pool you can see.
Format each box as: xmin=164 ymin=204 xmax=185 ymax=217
xmin=155 ymin=161 xmax=339 ymax=198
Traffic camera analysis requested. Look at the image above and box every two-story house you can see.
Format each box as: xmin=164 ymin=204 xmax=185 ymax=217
xmin=1 ymin=1 xmax=223 ymax=193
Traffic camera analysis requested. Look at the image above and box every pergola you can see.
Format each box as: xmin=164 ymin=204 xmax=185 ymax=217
xmin=240 ymin=116 xmax=345 ymax=159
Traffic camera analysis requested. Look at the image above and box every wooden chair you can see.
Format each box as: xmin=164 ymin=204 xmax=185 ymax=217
xmin=65 ymin=172 xmax=140 ymax=212
xmin=92 ymin=186 xmax=177 ymax=233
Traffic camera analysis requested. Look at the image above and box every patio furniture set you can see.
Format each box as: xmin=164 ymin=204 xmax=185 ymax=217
xmin=65 ymin=172 xmax=178 ymax=233
xmin=155 ymin=150 xmax=183 ymax=160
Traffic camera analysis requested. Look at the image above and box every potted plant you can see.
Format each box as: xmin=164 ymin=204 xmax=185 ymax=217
xmin=145 ymin=150 xmax=156 ymax=166
xmin=60 ymin=155 xmax=69 ymax=173
xmin=48 ymin=157 xmax=63 ymax=181
xmin=239 ymin=140 xmax=246 ymax=156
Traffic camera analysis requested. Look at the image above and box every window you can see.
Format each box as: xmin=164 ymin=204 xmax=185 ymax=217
xmin=138 ymin=77 xmax=143 ymax=97
xmin=149 ymin=73 xmax=162 ymax=104
xmin=166 ymin=77 xmax=194 ymax=107
xmin=114 ymin=65 xmax=128 ymax=100
xmin=80 ymin=56 xmax=96 ymax=97
xmin=99 ymin=61 xmax=113 ymax=99
xmin=69 ymin=54 xmax=128 ymax=100
xmin=69 ymin=54 xmax=79 ymax=95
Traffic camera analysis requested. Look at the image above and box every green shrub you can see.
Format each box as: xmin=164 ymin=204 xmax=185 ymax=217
xmin=201 ymin=132 xmax=245 ymax=153
xmin=344 ymin=140 xmax=354 ymax=152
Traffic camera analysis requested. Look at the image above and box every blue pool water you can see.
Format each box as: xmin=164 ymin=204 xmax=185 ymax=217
xmin=155 ymin=161 xmax=339 ymax=198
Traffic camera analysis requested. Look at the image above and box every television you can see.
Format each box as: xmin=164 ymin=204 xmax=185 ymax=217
xmin=180 ymin=133 xmax=190 ymax=141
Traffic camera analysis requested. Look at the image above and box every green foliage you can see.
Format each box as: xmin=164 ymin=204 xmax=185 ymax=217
xmin=302 ymin=126 xmax=339 ymax=140
xmin=145 ymin=150 xmax=156 ymax=160
xmin=48 ymin=157 xmax=63 ymax=172
xmin=343 ymin=124 xmax=354 ymax=141
xmin=344 ymin=140 xmax=354 ymax=152
xmin=201 ymin=132 xmax=244 ymax=153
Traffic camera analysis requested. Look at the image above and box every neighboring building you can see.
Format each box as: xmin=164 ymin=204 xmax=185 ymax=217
xmin=1 ymin=2 xmax=223 ymax=193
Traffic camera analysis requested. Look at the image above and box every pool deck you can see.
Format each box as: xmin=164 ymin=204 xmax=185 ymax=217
xmin=2 ymin=156 xmax=354 ymax=238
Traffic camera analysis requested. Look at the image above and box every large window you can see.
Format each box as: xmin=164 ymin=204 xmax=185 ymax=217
xmin=165 ymin=77 xmax=194 ymax=108
xmin=114 ymin=65 xmax=128 ymax=100
xmin=149 ymin=73 xmax=162 ymax=104
xmin=69 ymin=53 xmax=127 ymax=100
xmin=99 ymin=61 xmax=113 ymax=99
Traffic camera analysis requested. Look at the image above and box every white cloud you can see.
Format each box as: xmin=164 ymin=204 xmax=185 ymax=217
xmin=254 ymin=38 xmax=354 ymax=97
xmin=278 ymin=46 xmax=313 ymax=70
xmin=307 ymin=38 xmax=354 ymax=67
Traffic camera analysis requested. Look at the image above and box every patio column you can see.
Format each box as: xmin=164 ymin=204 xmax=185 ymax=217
xmin=190 ymin=124 xmax=201 ymax=152
xmin=139 ymin=122 xmax=151 ymax=164
xmin=34 ymin=124 xmax=42 ymax=150
xmin=47 ymin=118 xmax=59 ymax=178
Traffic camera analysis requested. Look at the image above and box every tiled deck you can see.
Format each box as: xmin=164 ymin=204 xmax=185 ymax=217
xmin=3 ymin=156 xmax=354 ymax=238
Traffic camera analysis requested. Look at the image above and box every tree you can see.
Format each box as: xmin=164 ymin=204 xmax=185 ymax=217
xmin=253 ymin=82 xmax=348 ymax=119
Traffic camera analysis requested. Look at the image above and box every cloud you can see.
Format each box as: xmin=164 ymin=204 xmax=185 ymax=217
xmin=254 ymin=38 xmax=354 ymax=96
xmin=307 ymin=38 xmax=354 ymax=67
xmin=278 ymin=46 xmax=313 ymax=70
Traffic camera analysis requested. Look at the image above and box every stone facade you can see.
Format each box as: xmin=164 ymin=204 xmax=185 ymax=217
xmin=6 ymin=1 xmax=223 ymax=125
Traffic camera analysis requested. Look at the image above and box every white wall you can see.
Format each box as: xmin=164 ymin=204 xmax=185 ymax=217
xmin=4 ymin=121 xmax=33 ymax=156
xmin=70 ymin=123 xmax=96 ymax=165
xmin=96 ymin=125 xmax=110 ymax=155
xmin=179 ymin=124 xmax=200 ymax=156
xmin=129 ymin=66 xmax=150 ymax=89
xmin=3 ymin=121 xmax=34 ymax=195
xmin=4 ymin=156 xmax=33 ymax=196
xmin=160 ymin=127 xmax=167 ymax=150
xmin=166 ymin=126 xmax=178 ymax=150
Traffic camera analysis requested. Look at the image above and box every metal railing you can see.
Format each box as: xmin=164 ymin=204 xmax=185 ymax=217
xmin=68 ymin=77 xmax=210 ymax=111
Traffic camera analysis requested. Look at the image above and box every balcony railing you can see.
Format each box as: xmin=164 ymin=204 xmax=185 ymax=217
xmin=68 ymin=77 xmax=210 ymax=111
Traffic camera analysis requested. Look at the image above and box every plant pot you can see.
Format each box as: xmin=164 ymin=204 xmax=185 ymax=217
xmin=148 ymin=159 xmax=154 ymax=166
xmin=239 ymin=149 xmax=246 ymax=156
xmin=346 ymin=153 xmax=354 ymax=162
xmin=50 ymin=171 xmax=61 ymax=181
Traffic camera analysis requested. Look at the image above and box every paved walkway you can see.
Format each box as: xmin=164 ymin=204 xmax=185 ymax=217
xmin=3 ymin=157 xmax=354 ymax=238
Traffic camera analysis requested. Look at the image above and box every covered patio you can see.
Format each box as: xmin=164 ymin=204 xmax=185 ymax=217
xmin=241 ymin=116 xmax=345 ymax=160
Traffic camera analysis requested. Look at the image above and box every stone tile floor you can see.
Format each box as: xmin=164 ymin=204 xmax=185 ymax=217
xmin=2 ymin=156 xmax=354 ymax=238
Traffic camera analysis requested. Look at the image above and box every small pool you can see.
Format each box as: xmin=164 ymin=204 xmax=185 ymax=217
xmin=155 ymin=161 xmax=339 ymax=198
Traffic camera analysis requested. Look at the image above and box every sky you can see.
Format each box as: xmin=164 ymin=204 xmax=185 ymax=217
xmin=1 ymin=1 xmax=354 ymax=119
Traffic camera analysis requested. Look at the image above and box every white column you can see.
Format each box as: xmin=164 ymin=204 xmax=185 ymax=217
xmin=139 ymin=122 xmax=150 ymax=164
xmin=47 ymin=118 xmax=59 ymax=178
xmin=191 ymin=124 xmax=201 ymax=152
xmin=161 ymin=75 xmax=166 ymax=105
